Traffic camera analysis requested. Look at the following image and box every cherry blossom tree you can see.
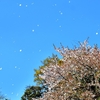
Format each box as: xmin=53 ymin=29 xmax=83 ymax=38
xmin=32 ymin=39 xmax=100 ymax=100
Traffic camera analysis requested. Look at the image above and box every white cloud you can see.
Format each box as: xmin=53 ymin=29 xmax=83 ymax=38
xmin=0 ymin=67 xmax=2 ymax=70
xmin=53 ymin=4 xmax=57 ymax=6
xmin=96 ymin=32 xmax=98 ymax=35
xmin=26 ymin=5 xmax=28 ymax=7
xmin=19 ymin=49 xmax=22 ymax=52
xmin=59 ymin=11 xmax=63 ymax=15
xmin=32 ymin=30 xmax=35 ymax=32
xmin=19 ymin=4 xmax=22 ymax=6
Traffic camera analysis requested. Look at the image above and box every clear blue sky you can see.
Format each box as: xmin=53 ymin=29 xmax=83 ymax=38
xmin=0 ymin=0 xmax=100 ymax=99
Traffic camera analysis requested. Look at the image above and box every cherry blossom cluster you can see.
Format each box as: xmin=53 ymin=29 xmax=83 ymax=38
xmin=33 ymin=40 xmax=100 ymax=100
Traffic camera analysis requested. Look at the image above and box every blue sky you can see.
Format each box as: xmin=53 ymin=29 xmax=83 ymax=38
xmin=0 ymin=0 xmax=100 ymax=99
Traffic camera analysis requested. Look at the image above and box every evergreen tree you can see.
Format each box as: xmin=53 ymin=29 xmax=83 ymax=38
xmin=21 ymin=86 xmax=42 ymax=100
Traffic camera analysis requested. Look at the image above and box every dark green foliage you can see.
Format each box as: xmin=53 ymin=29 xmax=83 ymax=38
xmin=21 ymin=86 xmax=42 ymax=100
xmin=81 ymin=74 xmax=95 ymax=84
